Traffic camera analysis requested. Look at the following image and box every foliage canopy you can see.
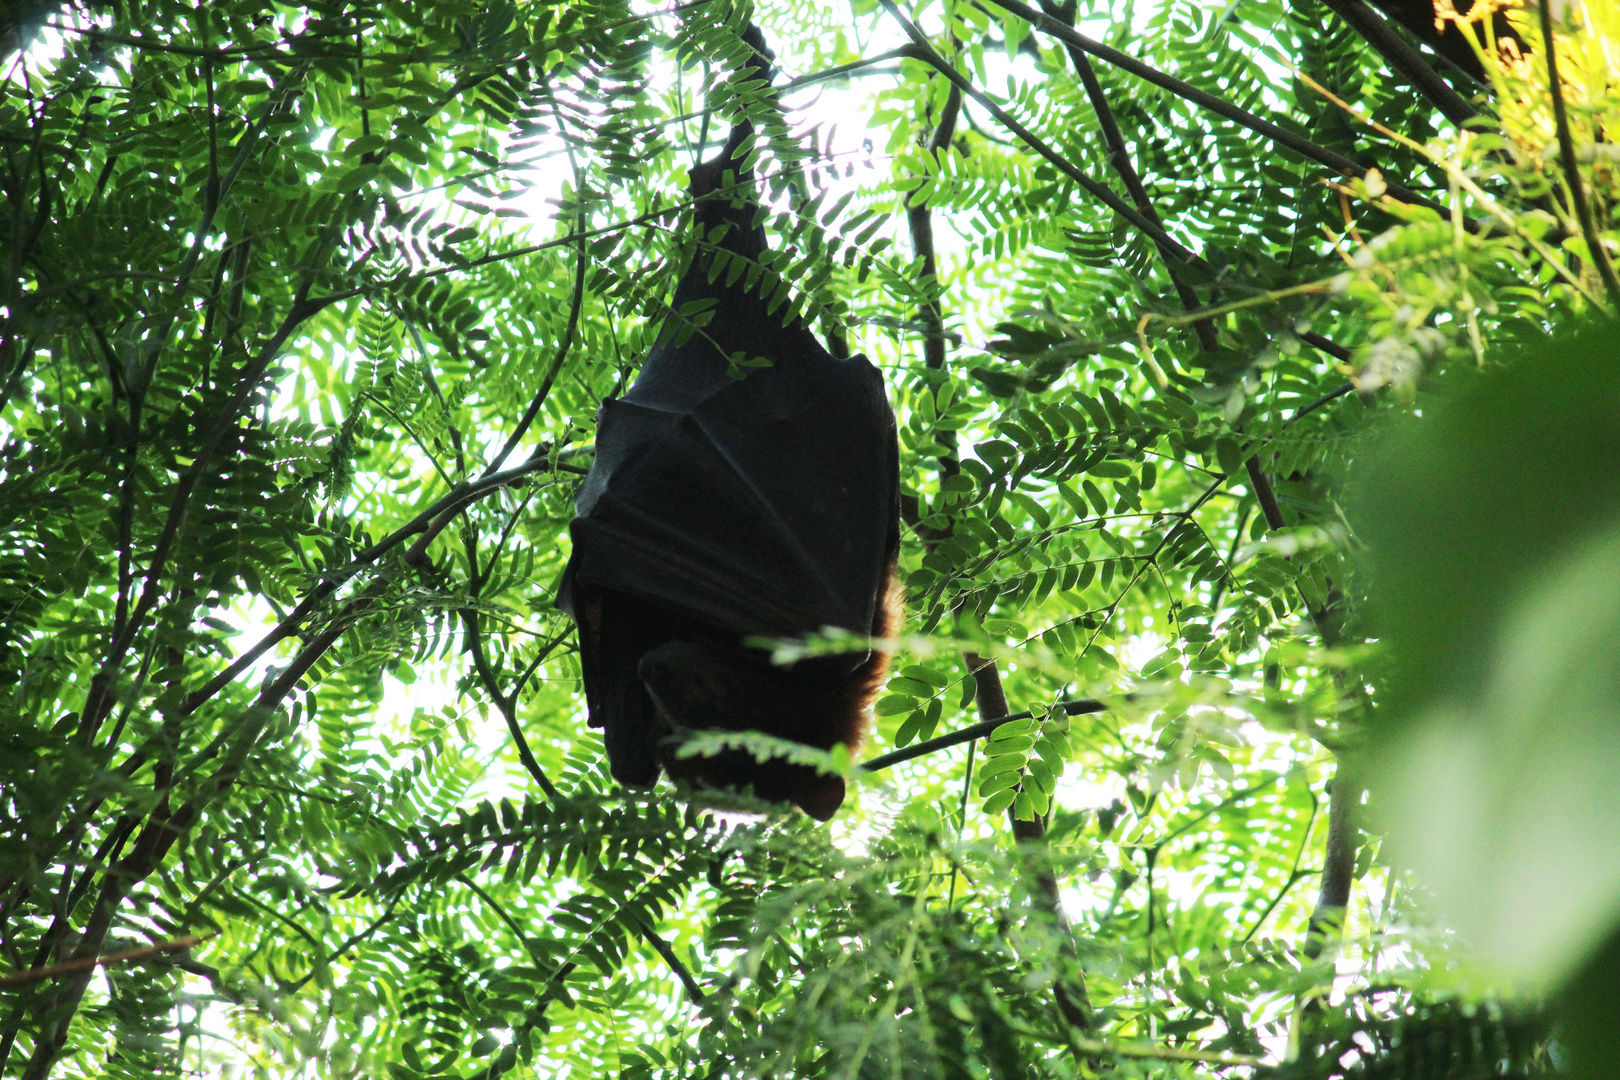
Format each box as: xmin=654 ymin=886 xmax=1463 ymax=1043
xmin=2 ymin=0 xmax=1617 ymax=1077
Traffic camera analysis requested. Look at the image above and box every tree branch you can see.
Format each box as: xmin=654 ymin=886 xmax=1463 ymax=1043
xmin=22 ymin=583 xmax=378 ymax=1078
xmin=182 ymin=449 xmax=553 ymax=715
xmin=1303 ymin=773 xmax=1361 ymax=961
xmin=860 ymin=699 xmax=1104 ymax=773
xmin=285 ymin=897 xmax=403 ymax=993
xmin=905 ymin=78 xmax=962 ymax=374
xmin=1316 ymin=0 xmax=1477 ymax=125
xmin=463 ymin=613 xmax=565 ymax=803
xmin=482 ymin=68 xmax=594 ymax=478
xmin=882 ymin=3 xmax=1204 ymax=267
xmin=0 ymin=933 xmax=214 ymax=988
xmin=981 ymin=0 xmax=1459 ymax=223
xmin=1541 ymin=0 xmax=1620 ymax=312
xmin=1038 ymin=0 xmax=1218 ymax=354
xmin=78 ymin=281 xmax=326 ymax=744
xmin=628 ymin=912 xmax=706 ymax=1004
xmin=964 ymin=653 xmax=1093 ymax=1033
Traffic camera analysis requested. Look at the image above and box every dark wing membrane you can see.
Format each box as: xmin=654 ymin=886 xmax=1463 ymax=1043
xmin=560 ymin=342 xmax=896 ymax=639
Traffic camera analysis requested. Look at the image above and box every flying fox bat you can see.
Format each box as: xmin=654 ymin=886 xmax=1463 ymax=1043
xmin=556 ymin=26 xmax=901 ymax=820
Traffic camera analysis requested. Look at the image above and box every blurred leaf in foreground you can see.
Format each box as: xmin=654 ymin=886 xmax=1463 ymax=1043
xmin=1353 ymin=325 xmax=1620 ymax=1071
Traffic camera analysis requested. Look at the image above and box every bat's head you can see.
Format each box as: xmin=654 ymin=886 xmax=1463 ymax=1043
xmin=638 ymin=641 xmax=733 ymax=728
xmin=639 ymin=640 xmax=848 ymax=819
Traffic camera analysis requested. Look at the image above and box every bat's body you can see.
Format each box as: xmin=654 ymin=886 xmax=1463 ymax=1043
xmin=557 ymin=28 xmax=900 ymax=819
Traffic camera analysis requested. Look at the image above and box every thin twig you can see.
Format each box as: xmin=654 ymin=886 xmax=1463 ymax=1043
xmin=285 ymin=897 xmax=403 ymax=993
xmin=906 ymin=84 xmax=962 ymax=374
xmin=1066 ymin=1036 xmax=1263 ymax=1067
xmin=859 ymin=699 xmax=1105 ymax=773
xmin=628 ymin=912 xmax=706 ymax=1004
xmin=0 ymin=934 xmax=215 ymax=988
xmin=781 ymin=48 xmax=912 ymax=91
xmin=319 ymin=195 xmax=700 ymax=304
xmin=1294 ymin=67 xmax=1598 ymax=302
xmin=1160 ymin=767 xmax=1299 ymax=847
xmin=483 ymin=71 xmax=594 ymax=477
xmin=136 ymin=66 xmax=308 ymax=387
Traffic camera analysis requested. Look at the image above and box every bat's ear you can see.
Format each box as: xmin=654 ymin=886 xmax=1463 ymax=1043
xmin=795 ymin=773 xmax=845 ymax=821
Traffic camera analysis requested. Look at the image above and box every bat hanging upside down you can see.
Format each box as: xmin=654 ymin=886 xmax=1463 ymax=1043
xmin=556 ymin=26 xmax=901 ymax=820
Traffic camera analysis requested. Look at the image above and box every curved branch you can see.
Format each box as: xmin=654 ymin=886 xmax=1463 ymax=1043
xmin=627 ymin=912 xmax=706 ymax=1004
xmin=464 ymin=616 xmax=565 ymax=803
xmin=183 ymin=450 xmax=553 ymax=715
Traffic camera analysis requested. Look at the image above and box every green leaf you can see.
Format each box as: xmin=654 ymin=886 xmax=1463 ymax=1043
xmin=900 ymin=664 xmax=950 ymax=688
xmin=981 ymin=788 xmax=1018 ymax=815
xmin=886 ymin=676 xmax=935 ymax=697
xmin=1215 ymin=438 xmax=1245 ymax=476
xmin=1358 ymin=327 xmax=1620 ymax=990
xmin=977 ymin=754 xmax=1028 ymax=779
xmin=330 ymin=163 xmax=382 ymax=191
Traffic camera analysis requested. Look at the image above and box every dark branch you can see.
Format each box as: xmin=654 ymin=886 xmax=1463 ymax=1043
xmin=183 ymin=450 xmax=554 ymax=715
xmin=860 ymin=698 xmax=1105 ymax=773
xmin=982 ymin=0 xmax=1462 ymax=224
xmin=880 ymin=2 xmax=1204 ymax=266
xmin=1541 ymin=1 xmax=1620 ymax=311
xmin=1038 ymin=0 xmax=1217 ymax=354
xmin=1303 ymin=774 xmax=1361 ymax=960
xmin=1316 ymin=0 xmax=1477 ymax=125
xmin=629 ymin=913 xmax=706 ymax=1004
xmin=964 ymin=654 xmax=1093 ymax=1033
